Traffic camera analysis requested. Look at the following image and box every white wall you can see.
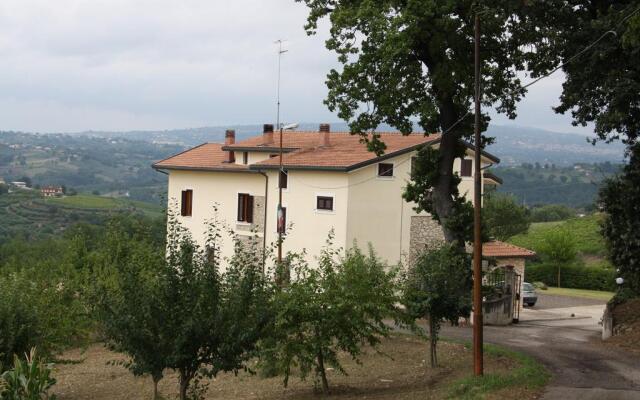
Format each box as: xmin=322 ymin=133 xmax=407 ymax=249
xmin=166 ymin=169 xmax=265 ymax=262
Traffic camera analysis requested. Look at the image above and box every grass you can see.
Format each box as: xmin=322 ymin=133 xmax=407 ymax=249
xmin=510 ymin=214 xmax=607 ymax=257
xmin=447 ymin=344 xmax=549 ymax=400
xmin=45 ymin=194 xmax=162 ymax=217
xmin=543 ymin=287 xmax=614 ymax=301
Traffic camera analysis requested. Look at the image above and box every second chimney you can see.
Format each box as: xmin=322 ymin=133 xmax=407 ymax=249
xmin=263 ymin=124 xmax=274 ymax=145
xmin=225 ymin=129 xmax=236 ymax=163
xmin=319 ymin=123 xmax=330 ymax=147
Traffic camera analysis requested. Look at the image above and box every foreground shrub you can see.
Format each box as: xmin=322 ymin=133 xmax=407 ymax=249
xmin=403 ymin=244 xmax=472 ymax=368
xmin=265 ymin=240 xmax=401 ymax=395
xmin=525 ymin=262 xmax=616 ymax=291
xmin=0 ymin=348 xmax=56 ymax=400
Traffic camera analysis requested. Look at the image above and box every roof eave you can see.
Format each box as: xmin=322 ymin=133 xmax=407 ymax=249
xmin=152 ymin=164 xmax=256 ymax=173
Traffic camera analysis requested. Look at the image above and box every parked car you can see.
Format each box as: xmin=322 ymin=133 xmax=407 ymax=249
xmin=522 ymin=282 xmax=538 ymax=307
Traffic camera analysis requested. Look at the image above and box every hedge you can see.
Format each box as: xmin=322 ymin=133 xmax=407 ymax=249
xmin=525 ymin=262 xmax=616 ymax=291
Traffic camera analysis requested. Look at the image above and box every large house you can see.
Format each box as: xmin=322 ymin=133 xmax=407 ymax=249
xmin=153 ymin=124 xmax=500 ymax=266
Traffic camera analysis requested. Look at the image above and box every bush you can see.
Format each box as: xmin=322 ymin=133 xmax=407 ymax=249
xmin=532 ymin=281 xmax=548 ymax=290
xmin=530 ymin=204 xmax=575 ymax=222
xmin=525 ymin=262 xmax=616 ymax=291
xmin=0 ymin=348 xmax=57 ymax=400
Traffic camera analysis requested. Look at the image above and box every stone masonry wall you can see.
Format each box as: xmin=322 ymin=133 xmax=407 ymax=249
xmin=408 ymin=215 xmax=446 ymax=266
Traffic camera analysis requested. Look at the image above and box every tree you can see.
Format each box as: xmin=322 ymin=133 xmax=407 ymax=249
xmin=600 ymin=144 xmax=640 ymax=297
xmin=92 ymin=222 xmax=169 ymax=399
xmin=538 ymin=228 xmax=578 ymax=288
xmin=483 ymin=193 xmax=530 ymax=240
xmin=297 ymin=0 xmax=563 ymax=244
xmin=403 ymin=245 xmax=472 ymax=368
xmin=94 ymin=210 xmax=272 ymax=400
xmin=268 ymin=240 xmax=401 ymax=394
xmin=553 ymin=2 xmax=640 ymax=146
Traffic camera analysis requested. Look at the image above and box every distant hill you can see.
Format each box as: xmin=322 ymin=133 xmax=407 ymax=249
xmin=0 ymin=190 xmax=163 ymax=242
xmin=64 ymin=122 xmax=626 ymax=166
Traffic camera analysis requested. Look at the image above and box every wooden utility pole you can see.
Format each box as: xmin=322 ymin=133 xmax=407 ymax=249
xmin=472 ymin=11 xmax=484 ymax=376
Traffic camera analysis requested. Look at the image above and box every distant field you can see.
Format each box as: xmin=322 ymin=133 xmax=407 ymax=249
xmin=0 ymin=190 xmax=163 ymax=242
xmin=510 ymin=214 xmax=608 ymax=262
xmin=543 ymin=287 xmax=614 ymax=301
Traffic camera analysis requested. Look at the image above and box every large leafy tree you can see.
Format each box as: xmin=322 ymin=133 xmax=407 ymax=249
xmin=483 ymin=192 xmax=530 ymax=240
xmin=553 ymin=1 xmax=640 ymax=145
xmin=600 ymin=144 xmax=640 ymax=297
xmin=297 ymin=0 xmax=564 ymax=243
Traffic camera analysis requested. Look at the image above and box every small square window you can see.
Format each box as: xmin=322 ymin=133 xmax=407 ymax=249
xmin=378 ymin=163 xmax=394 ymax=177
xmin=461 ymin=159 xmax=473 ymax=177
xmin=316 ymin=196 xmax=334 ymax=211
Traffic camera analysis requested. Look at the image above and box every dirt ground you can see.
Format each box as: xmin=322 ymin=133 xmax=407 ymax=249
xmin=51 ymin=335 xmax=541 ymax=400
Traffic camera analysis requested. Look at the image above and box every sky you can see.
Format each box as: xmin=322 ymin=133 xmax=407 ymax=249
xmin=0 ymin=0 xmax=592 ymax=135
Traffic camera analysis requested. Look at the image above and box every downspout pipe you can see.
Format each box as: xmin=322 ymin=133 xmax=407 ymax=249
xmin=258 ymin=171 xmax=269 ymax=273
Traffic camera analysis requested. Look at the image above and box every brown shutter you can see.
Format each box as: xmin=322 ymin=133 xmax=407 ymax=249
xmin=185 ymin=190 xmax=193 ymax=216
xmin=461 ymin=159 xmax=472 ymax=177
xmin=181 ymin=190 xmax=187 ymax=216
xmin=246 ymin=195 xmax=254 ymax=223
xmin=237 ymin=194 xmax=244 ymax=221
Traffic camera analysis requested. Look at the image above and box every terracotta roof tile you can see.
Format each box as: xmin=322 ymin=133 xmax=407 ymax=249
xmin=483 ymin=241 xmax=536 ymax=258
xmin=153 ymin=143 xmax=248 ymax=171
xmin=251 ymin=132 xmax=441 ymax=169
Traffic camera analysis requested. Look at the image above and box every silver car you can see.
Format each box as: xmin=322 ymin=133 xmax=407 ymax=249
xmin=522 ymin=282 xmax=538 ymax=307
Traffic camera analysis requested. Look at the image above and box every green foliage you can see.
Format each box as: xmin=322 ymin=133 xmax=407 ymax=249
xmin=94 ymin=209 xmax=272 ymax=400
xmin=0 ymin=348 xmax=57 ymax=400
xmin=600 ymin=144 xmax=640 ymax=296
xmin=448 ymin=344 xmax=549 ymax=399
xmin=552 ymin=3 xmax=640 ymax=146
xmin=483 ymin=193 xmax=530 ymax=240
xmin=530 ymin=204 xmax=576 ymax=222
xmin=403 ymin=245 xmax=472 ymax=368
xmin=296 ymin=0 xmax=563 ymax=243
xmin=266 ymin=239 xmax=400 ymax=394
xmin=538 ymin=229 xmax=578 ymax=265
xmin=525 ymin=262 xmax=616 ymax=292
xmin=510 ymin=214 xmax=608 ymax=257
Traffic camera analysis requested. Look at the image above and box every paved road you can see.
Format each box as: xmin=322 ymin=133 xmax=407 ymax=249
xmin=529 ymin=293 xmax=607 ymax=310
xmin=440 ymin=293 xmax=640 ymax=400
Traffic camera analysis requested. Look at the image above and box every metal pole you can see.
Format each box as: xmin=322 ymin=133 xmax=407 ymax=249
xmin=472 ymin=12 xmax=484 ymax=376
xmin=275 ymin=40 xmax=287 ymax=268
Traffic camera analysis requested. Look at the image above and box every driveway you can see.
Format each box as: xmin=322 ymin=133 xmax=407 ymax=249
xmin=439 ymin=293 xmax=640 ymax=400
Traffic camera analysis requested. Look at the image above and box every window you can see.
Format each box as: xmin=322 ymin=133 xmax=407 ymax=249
xmin=237 ymin=193 xmax=254 ymax=223
xmin=277 ymin=206 xmax=287 ymax=233
xmin=279 ymin=169 xmax=288 ymax=189
xmin=242 ymin=152 xmax=248 ymax=165
xmin=378 ymin=163 xmax=394 ymax=177
xmin=461 ymin=159 xmax=473 ymax=177
xmin=316 ymin=196 xmax=334 ymax=211
xmin=181 ymin=189 xmax=193 ymax=217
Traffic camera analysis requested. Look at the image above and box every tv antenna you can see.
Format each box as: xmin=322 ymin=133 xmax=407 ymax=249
xmin=275 ymin=39 xmax=288 ymax=130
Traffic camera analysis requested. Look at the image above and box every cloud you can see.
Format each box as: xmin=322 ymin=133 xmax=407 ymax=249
xmin=0 ymin=0 xmax=592 ymax=134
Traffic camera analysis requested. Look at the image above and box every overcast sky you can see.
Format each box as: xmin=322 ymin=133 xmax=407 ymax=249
xmin=0 ymin=0 xmax=591 ymax=135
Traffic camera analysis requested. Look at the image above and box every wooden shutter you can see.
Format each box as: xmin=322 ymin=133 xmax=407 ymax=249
xmin=180 ymin=190 xmax=193 ymax=216
xmin=237 ymin=193 xmax=244 ymax=221
xmin=246 ymin=195 xmax=254 ymax=223
xmin=461 ymin=159 xmax=473 ymax=177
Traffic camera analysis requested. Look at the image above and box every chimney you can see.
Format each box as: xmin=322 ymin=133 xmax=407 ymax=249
xmin=319 ymin=123 xmax=330 ymax=147
xmin=263 ymin=124 xmax=274 ymax=145
xmin=225 ymin=129 xmax=235 ymax=163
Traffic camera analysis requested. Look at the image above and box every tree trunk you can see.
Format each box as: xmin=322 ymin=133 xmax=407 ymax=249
xmin=428 ymin=316 xmax=438 ymax=368
xmin=316 ymin=348 xmax=330 ymax=395
xmin=179 ymin=370 xmax=191 ymax=400
xmin=152 ymin=376 xmax=161 ymax=400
